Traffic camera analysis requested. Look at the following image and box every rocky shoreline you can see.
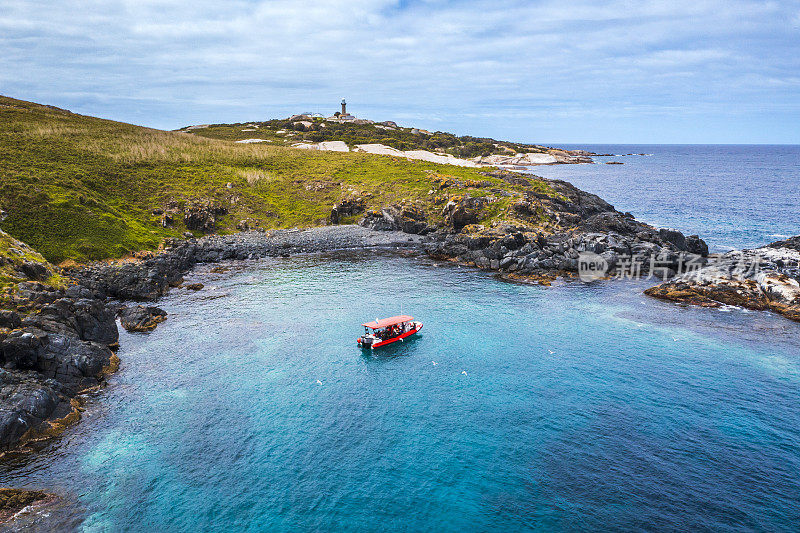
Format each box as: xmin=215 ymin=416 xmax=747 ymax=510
xmin=0 ymin=173 xmax=797 ymax=523
xmin=645 ymin=237 xmax=800 ymax=322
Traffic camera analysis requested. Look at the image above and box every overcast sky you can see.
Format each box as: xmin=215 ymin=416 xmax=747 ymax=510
xmin=2 ymin=0 xmax=799 ymax=143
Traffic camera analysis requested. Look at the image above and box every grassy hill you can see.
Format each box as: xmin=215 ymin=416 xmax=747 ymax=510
xmin=185 ymin=116 xmax=550 ymax=158
xmin=0 ymin=95 xmax=554 ymax=263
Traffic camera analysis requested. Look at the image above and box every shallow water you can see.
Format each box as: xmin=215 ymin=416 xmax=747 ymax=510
xmin=531 ymin=144 xmax=800 ymax=252
xmin=1 ymin=252 xmax=798 ymax=531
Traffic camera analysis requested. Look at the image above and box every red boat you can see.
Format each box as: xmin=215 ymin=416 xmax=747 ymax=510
xmin=357 ymin=315 xmax=423 ymax=349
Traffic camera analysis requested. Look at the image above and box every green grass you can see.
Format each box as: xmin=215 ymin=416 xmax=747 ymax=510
xmin=0 ymin=95 xmax=560 ymax=263
xmin=186 ymin=117 xmax=551 ymax=158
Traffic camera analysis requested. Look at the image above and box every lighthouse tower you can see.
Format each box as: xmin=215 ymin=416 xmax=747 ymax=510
xmin=330 ymin=98 xmax=355 ymax=122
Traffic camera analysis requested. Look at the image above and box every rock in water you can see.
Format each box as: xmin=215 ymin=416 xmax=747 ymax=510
xmin=645 ymin=241 xmax=800 ymax=322
xmin=685 ymin=235 xmax=709 ymax=257
xmin=769 ymin=235 xmax=800 ymax=251
xmin=0 ymin=488 xmax=50 ymax=520
xmin=118 ymin=306 xmax=167 ymax=332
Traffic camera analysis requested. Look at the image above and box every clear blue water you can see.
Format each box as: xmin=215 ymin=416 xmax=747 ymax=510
xmin=2 ymin=253 xmax=799 ymax=532
xmin=531 ymin=145 xmax=799 ymax=252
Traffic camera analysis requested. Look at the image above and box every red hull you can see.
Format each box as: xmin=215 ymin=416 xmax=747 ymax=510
xmin=358 ymin=323 xmax=422 ymax=349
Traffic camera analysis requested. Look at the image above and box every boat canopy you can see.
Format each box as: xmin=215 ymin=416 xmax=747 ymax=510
xmin=362 ymin=315 xmax=414 ymax=329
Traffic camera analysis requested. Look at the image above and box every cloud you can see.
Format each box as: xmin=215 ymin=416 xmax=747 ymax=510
xmin=2 ymin=0 xmax=799 ymax=142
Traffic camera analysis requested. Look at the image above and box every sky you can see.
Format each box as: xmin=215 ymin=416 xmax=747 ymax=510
xmin=2 ymin=0 xmax=800 ymax=143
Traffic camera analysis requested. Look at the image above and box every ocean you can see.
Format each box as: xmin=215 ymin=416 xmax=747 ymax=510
xmin=0 ymin=146 xmax=798 ymax=532
xmin=532 ymin=144 xmax=799 ymax=251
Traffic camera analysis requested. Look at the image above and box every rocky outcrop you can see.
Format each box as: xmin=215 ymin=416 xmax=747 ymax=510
xmin=0 ymin=488 xmax=51 ymax=522
xmin=183 ymin=201 xmax=227 ymax=233
xmin=66 ymin=244 xmax=198 ymax=300
xmin=768 ymin=235 xmax=800 ymax=251
xmin=441 ymin=196 xmax=487 ymax=231
xmin=18 ymin=262 xmax=49 ymax=282
xmin=118 ymin=305 xmax=167 ymax=332
xmin=426 ymin=224 xmax=706 ymax=280
xmin=422 ymin=172 xmax=709 ymax=281
xmin=360 ymin=202 xmax=431 ymax=234
xmin=330 ymin=197 xmax=366 ymax=224
xmin=645 ymin=241 xmax=800 ymax=322
xmin=0 ymin=371 xmax=66 ymax=452
xmin=0 ymin=281 xmax=119 ymax=453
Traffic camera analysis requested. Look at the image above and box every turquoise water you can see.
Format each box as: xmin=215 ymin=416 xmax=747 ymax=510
xmin=2 ymin=252 xmax=799 ymax=531
xmin=532 ymin=144 xmax=800 ymax=252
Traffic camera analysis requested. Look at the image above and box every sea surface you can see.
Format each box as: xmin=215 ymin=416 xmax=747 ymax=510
xmin=1 ymin=252 xmax=799 ymax=532
xmin=530 ymin=144 xmax=799 ymax=252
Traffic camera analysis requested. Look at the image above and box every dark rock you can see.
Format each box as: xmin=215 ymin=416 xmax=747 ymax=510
xmin=118 ymin=306 xmax=167 ymax=332
xmin=185 ymin=283 xmax=204 ymax=291
xmin=184 ymin=201 xmax=226 ymax=233
xmin=512 ymin=199 xmax=539 ymax=219
xmin=0 ymin=369 xmax=64 ymax=451
xmin=19 ymin=296 xmax=118 ymax=346
xmin=658 ymin=228 xmax=687 ymax=250
xmin=19 ymin=261 xmax=50 ymax=281
xmin=441 ymin=196 xmax=486 ymax=231
xmin=685 ymin=235 xmax=709 ymax=257
xmin=0 ymin=311 xmax=21 ymax=330
xmin=360 ymin=203 xmax=429 ymax=234
xmin=499 ymin=256 xmax=516 ymax=270
xmin=330 ymin=198 xmax=367 ymax=224
xmin=769 ymin=235 xmax=800 ymax=251
xmin=37 ymin=334 xmax=113 ymax=390
xmin=1 ymin=325 xmax=112 ymax=393
xmin=579 ymin=212 xmax=646 ymax=237
xmin=500 ymin=232 xmax=526 ymax=251
xmin=68 ymin=243 xmax=199 ymax=300
xmin=1 ymin=330 xmax=47 ymax=369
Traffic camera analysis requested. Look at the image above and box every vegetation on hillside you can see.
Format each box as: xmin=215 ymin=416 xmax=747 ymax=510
xmin=0 ymin=229 xmax=63 ymax=300
xmin=185 ymin=116 xmax=549 ymax=158
xmin=0 ymin=96 xmax=559 ymax=263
